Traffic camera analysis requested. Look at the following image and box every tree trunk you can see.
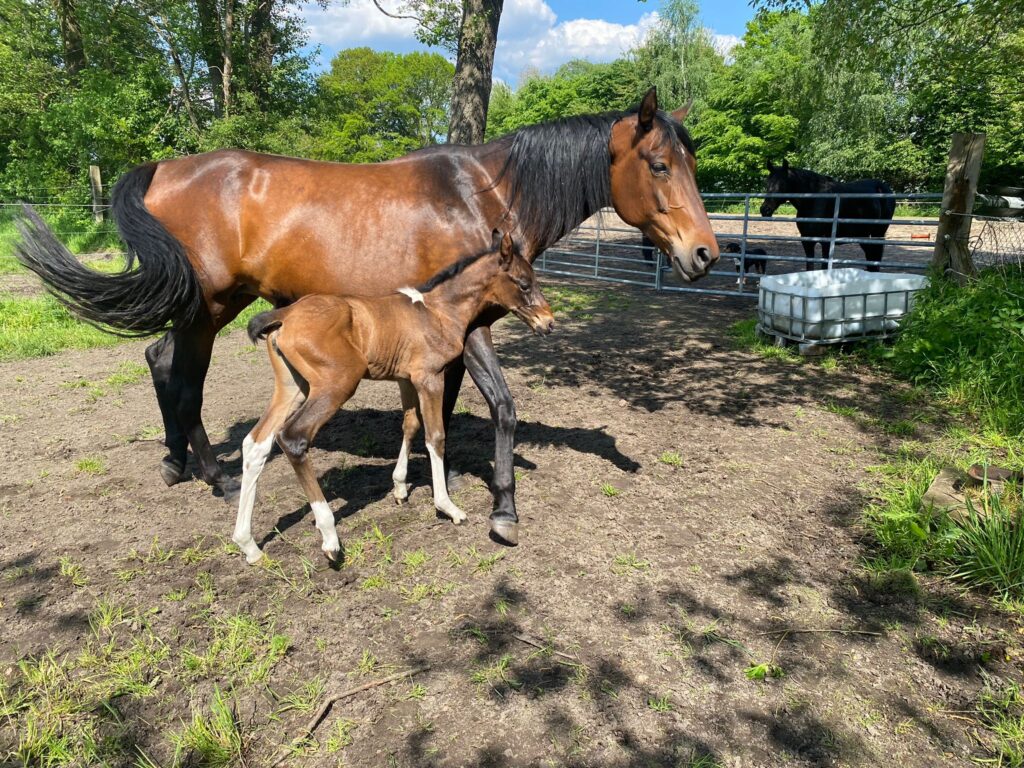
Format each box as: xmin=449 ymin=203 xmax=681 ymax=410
xmin=446 ymin=0 xmax=503 ymax=145
xmin=196 ymin=0 xmax=226 ymax=116
xmin=52 ymin=0 xmax=86 ymax=76
xmin=248 ymin=0 xmax=275 ymax=111
xmin=221 ymin=0 xmax=235 ymax=117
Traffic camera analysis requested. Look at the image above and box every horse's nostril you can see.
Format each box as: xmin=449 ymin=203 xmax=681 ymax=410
xmin=695 ymin=246 xmax=714 ymax=267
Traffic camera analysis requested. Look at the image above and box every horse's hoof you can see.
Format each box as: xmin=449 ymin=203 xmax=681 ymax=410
xmin=215 ymin=477 xmax=241 ymax=503
xmin=394 ymin=496 xmax=407 ymax=506
xmin=159 ymin=459 xmax=185 ymax=487
xmin=489 ymin=519 xmax=519 ymax=547
xmin=445 ymin=470 xmax=470 ymax=493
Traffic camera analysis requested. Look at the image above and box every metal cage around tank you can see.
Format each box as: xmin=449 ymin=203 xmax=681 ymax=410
xmin=536 ymin=191 xmax=944 ymax=299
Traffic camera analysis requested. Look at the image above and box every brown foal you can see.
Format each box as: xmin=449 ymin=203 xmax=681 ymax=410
xmin=231 ymin=232 xmax=554 ymax=564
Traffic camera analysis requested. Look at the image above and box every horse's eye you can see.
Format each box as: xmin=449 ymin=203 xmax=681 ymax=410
xmin=515 ymin=278 xmax=531 ymax=292
xmin=651 ymin=162 xmax=669 ymax=175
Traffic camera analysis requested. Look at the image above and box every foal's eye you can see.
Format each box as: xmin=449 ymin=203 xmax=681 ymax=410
xmin=650 ymin=162 xmax=669 ymax=175
xmin=515 ymin=278 xmax=531 ymax=292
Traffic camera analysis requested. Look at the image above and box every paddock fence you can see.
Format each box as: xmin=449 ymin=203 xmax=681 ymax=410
xmin=537 ymin=192 xmax=946 ymax=299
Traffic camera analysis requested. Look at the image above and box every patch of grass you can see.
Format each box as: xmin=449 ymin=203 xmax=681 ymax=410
xmin=399 ymin=580 xmax=455 ymax=604
xmin=325 ymin=718 xmax=358 ymax=753
xmin=172 ymin=686 xmax=244 ymax=768
xmin=474 ymin=549 xmax=505 ymax=573
xmin=402 ymin=549 xmax=430 ymax=573
xmin=975 ymin=678 xmax=1024 ymax=766
xmin=0 ymin=294 xmax=126 ymax=361
xmin=58 ymin=556 xmax=88 ymax=587
xmin=104 ymin=361 xmax=147 ymax=389
xmin=647 ymin=694 xmax=673 ymax=712
xmin=543 ymin=285 xmax=599 ymax=317
xmin=601 ymin=483 xmax=621 ymax=497
xmin=74 ymin=456 xmax=107 ymax=475
xmin=404 ymin=683 xmax=427 ymax=701
xmin=658 ymin=451 xmax=683 ymax=467
xmin=728 ymin=318 xmax=799 ymax=362
xmin=744 ymin=662 xmax=784 ymax=681
xmin=948 ymin=494 xmax=1024 ymax=598
xmin=612 ymin=553 xmax=650 ymax=574
xmin=181 ymin=614 xmax=289 ymax=684
xmin=274 ymin=676 xmax=325 ymax=716
xmin=470 ymin=655 xmax=520 ymax=690
xmin=357 ymin=650 xmax=378 ymax=676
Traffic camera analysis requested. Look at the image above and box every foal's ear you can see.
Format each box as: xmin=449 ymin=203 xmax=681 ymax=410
xmin=638 ymin=87 xmax=658 ymax=132
xmin=499 ymin=232 xmax=516 ymax=271
xmin=670 ymin=100 xmax=692 ymax=123
xmin=766 ymin=159 xmax=776 ymax=172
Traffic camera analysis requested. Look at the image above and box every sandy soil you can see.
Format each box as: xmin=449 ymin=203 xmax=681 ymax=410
xmin=1 ymin=278 xmax=1019 ymax=766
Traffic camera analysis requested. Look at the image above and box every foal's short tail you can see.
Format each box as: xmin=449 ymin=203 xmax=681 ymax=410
xmin=15 ymin=163 xmax=204 ymax=337
xmin=247 ymin=309 xmax=285 ymax=343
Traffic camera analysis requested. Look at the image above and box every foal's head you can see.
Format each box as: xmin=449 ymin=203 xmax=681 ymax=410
xmin=608 ymin=87 xmax=719 ymax=282
xmin=487 ymin=230 xmax=554 ymax=336
xmin=760 ymin=159 xmax=794 ymax=217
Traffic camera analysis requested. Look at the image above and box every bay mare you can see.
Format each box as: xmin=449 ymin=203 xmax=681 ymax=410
xmin=760 ymin=160 xmax=896 ymax=271
xmin=233 ymin=231 xmax=554 ymax=562
xmin=15 ymin=87 xmax=719 ymax=545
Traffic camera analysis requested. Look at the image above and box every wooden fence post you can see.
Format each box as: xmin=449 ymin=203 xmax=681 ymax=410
xmin=931 ymin=133 xmax=985 ymax=283
xmin=89 ymin=165 xmax=103 ymax=223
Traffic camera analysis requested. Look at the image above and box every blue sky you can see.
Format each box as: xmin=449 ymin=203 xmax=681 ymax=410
xmin=302 ymin=0 xmax=757 ymax=83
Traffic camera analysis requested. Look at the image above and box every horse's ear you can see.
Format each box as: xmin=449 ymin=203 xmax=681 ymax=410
xmin=766 ymin=159 xmax=776 ymax=172
xmin=499 ymin=232 xmax=515 ymax=270
xmin=670 ymin=100 xmax=692 ymax=123
xmin=638 ymin=87 xmax=657 ymax=132
xmin=782 ymin=158 xmax=789 ymax=171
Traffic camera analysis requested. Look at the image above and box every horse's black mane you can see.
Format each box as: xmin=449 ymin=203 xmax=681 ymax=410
xmin=414 ymin=245 xmax=495 ymax=293
xmin=493 ymin=109 xmax=694 ymax=250
xmin=785 ymin=165 xmax=838 ymax=191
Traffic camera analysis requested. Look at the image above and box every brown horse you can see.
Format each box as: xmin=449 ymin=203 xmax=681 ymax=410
xmin=16 ymin=87 xmax=718 ymax=546
xmin=233 ymin=230 xmax=554 ymax=562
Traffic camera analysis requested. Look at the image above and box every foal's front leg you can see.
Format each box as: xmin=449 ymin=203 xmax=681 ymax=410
xmin=392 ymin=379 xmax=420 ymax=505
xmin=415 ymin=377 xmax=467 ymax=524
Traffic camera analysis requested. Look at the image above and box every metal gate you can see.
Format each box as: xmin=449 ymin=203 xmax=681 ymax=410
xmin=537 ymin=192 xmax=944 ymax=298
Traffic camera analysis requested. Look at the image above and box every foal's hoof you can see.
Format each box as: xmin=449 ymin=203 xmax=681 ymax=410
xmin=445 ymin=470 xmax=470 ymax=493
xmin=159 ymin=458 xmax=186 ymax=487
xmin=489 ymin=519 xmax=519 ymax=547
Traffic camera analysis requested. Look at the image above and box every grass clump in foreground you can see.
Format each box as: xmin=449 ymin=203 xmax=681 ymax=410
xmin=728 ymin=318 xmax=799 ymax=362
xmin=0 ymin=294 xmax=124 ymax=361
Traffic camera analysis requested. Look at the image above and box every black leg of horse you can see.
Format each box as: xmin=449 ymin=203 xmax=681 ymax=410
xmin=145 ymin=333 xmax=188 ymax=486
xmin=862 ymin=241 xmax=884 ymax=272
xmin=171 ymin=321 xmax=240 ymax=501
xmin=462 ymin=325 xmax=519 ymax=546
xmin=441 ymin=356 xmax=467 ymax=489
xmin=820 ymin=240 xmax=832 ymax=272
xmin=801 ymin=239 xmax=818 ymax=271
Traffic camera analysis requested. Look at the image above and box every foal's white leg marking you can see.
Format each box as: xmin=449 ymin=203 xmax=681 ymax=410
xmin=397 ymin=287 xmax=425 ymax=305
xmin=233 ymin=433 xmax=275 ymax=564
xmin=426 ymin=443 xmax=466 ymax=524
xmin=393 ymin=436 xmax=411 ymax=503
xmin=310 ymin=500 xmax=341 ymax=560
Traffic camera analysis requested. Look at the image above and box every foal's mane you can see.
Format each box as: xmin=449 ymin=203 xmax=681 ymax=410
xmin=491 ymin=109 xmax=695 ymax=250
xmin=414 ymin=246 xmax=495 ymax=293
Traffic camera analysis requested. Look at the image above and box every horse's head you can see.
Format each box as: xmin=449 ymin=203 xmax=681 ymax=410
xmin=608 ymin=87 xmax=718 ymax=283
xmin=760 ymin=159 xmax=792 ymax=217
xmin=488 ymin=230 xmax=554 ymax=336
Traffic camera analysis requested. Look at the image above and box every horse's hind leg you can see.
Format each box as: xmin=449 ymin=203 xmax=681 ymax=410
xmin=233 ymin=339 xmax=305 ymax=564
xmin=801 ymin=238 xmax=818 ymax=271
xmin=393 ymin=379 xmax=421 ymax=504
xmin=145 ymin=332 xmax=188 ymax=486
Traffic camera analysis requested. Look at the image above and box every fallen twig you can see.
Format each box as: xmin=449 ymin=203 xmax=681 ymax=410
xmin=271 ymin=665 xmax=429 ymax=767
xmin=512 ymin=633 xmax=582 ymax=664
xmin=756 ymin=628 xmax=883 ymax=637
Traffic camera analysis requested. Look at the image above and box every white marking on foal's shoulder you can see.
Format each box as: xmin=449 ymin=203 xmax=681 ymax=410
xmin=398 ymin=287 xmax=425 ymax=305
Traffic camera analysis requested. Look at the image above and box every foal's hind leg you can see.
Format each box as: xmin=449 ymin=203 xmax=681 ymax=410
xmin=277 ymin=370 xmax=363 ymax=562
xmin=393 ymin=379 xmax=420 ymax=504
xmin=233 ymin=340 xmax=305 ymax=564
xmin=416 ymin=376 xmax=467 ymax=525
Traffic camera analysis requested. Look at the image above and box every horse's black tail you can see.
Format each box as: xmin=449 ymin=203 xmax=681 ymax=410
xmin=14 ymin=163 xmax=203 ymax=337
xmin=247 ymin=309 xmax=284 ymax=343
xmin=877 ymin=180 xmax=897 ymax=220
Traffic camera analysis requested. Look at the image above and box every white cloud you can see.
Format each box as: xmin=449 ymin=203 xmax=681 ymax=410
xmin=302 ymin=0 xmax=662 ymax=80
xmin=711 ymin=33 xmax=741 ymax=61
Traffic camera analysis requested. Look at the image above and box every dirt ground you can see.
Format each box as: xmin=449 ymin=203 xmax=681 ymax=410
xmin=0 ymin=279 xmax=1019 ymax=767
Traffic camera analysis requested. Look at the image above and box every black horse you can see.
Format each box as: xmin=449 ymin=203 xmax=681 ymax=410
xmin=760 ymin=160 xmax=896 ymax=271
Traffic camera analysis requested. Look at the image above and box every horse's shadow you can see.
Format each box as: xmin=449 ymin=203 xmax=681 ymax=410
xmin=210 ymin=408 xmax=639 ymax=546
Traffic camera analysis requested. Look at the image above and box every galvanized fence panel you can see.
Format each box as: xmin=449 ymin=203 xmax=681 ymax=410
xmin=537 ymin=191 xmax=945 ymax=299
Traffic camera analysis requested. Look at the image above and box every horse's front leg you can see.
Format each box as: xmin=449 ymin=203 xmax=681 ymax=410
xmin=462 ymin=326 xmax=519 ymax=546
xmin=800 ymin=236 xmax=818 ymax=271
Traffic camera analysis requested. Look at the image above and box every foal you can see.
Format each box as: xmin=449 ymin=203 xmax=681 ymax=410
xmin=232 ymin=231 xmax=555 ymax=564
